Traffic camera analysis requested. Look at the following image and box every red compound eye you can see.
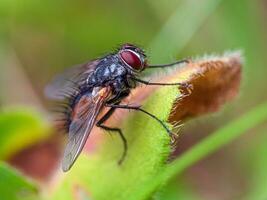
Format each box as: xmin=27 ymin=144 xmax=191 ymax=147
xmin=120 ymin=50 xmax=142 ymax=70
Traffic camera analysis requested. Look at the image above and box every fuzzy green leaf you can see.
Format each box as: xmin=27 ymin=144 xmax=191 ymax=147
xmin=49 ymin=84 xmax=178 ymax=200
xmin=132 ymin=101 xmax=267 ymax=199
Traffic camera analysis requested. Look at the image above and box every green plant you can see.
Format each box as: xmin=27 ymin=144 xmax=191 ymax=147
xmin=1 ymin=0 xmax=267 ymax=199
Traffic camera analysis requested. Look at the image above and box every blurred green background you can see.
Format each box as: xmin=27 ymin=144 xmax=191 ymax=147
xmin=0 ymin=0 xmax=267 ymax=199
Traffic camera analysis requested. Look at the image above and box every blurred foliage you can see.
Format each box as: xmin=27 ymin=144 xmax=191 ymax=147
xmin=154 ymin=179 xmax=198 ymax=200
xmin=148 ymin=0 xmax=222 ymax=62
xmin=0 ymin=107 xmax=51 ymax=159
xmin=0 ymin=0 xmax=267 ymax=200
xmin=0 ymin=162 xmax=38 ymax=200
xmin=245 ymin=133 xmax=267 ymax=200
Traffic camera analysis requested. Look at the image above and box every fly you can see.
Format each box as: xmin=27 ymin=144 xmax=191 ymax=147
xmin=45 ymin=43 xmax=190 ymax=172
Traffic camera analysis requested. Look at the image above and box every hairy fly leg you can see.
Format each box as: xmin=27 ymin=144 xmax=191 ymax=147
xmin=96 ymin=107 xmax=128 ymax=165
xmin=148 ymin=58 xmax=190 ymax=68
xmin=105 ymin=104 xmax=175 ymax=141
xmin=131 ymin=77 xmax=191 ymax=88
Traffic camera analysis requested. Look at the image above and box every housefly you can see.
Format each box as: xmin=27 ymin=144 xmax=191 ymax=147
xmin=45 ymin=43 xmax=189 ymax=172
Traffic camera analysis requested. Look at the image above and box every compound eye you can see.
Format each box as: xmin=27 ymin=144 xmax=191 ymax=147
xmin=120 ymin=50 xmax=142 ymax=70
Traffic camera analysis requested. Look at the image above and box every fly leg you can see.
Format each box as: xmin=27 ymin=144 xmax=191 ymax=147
xmin=131 ymin=78 xmax=193 ymax=95
xmin=105 ymin=104 xmax=175 ymax=141
xmin=148 ymin=58 xmax=190 ymax=68
xmin=96 ymin=107 xmax=128 ymax=165
xmin=132 ymin=77 xmax=188 ymax=87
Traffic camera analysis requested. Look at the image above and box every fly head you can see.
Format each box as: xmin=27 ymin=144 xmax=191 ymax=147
xmin=118 ymin=43 xmax=147 ymax=72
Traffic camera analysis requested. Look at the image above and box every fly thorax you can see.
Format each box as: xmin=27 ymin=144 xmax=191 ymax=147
xmin=112 ymin=78 xmax=129 ymax=92
xmin=108 ymin=64 xmax=127 ymax=78
xmin=126 ymin=76 xmax=137 ymax=88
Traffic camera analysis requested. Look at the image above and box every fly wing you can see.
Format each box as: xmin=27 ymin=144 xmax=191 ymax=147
xmin=62 ymin=87 xmax=111 ymax=172
xmin=45 ymin=60 xmax=100 ymax=100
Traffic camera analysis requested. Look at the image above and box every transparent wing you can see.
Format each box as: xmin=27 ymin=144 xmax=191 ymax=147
xmin=62 ymin=87 xmax=111 ymax=172
xmin=44 ymin=60 xmax=100 ymax=100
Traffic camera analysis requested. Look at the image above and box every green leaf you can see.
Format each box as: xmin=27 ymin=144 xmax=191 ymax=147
xmin=50 ymin=84 xmax=179 ymax=200
xmin=0 ymin=162 xmax=38 ymax=200
xmin=0 ymin=107 xmax=51 ymax=159
xmin=133 ymin=101 xmax=267 ymax=199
